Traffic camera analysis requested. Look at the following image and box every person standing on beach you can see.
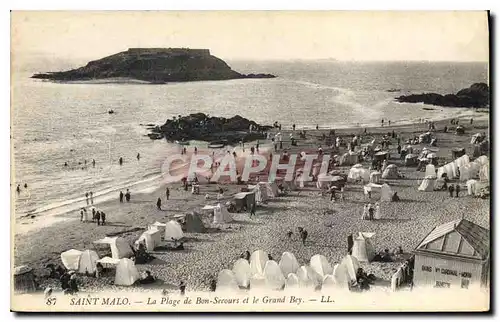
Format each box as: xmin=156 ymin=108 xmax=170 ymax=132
xmin=397 ymin=144 xmax=402 ymax=155
xmin=16 ymin=184 xmax=20 ymax=194
xmin=179 ymin=281 xmax=186 ymax=296
xmin=381 ymin=119 xmax=384 ymax=127
xmin=448 ymin=185 xmax=455 ymax=198
xmin=92 ymin=159 xmax=96 ymax=168
xmin=292 ymin=124 xmax=296 ymax=131
xmin=119 ymin=191 xmax=124 ymax=203
xmin=300 ymin=229 xmax=308 ymax=246
xmin=470 ymin=118 xmax=474 ymax=125
xmin=90 ymin=192 xmax=94 ymax=205
xmin=137 ymin=153 xmax=140 ymax=161
xmin=125 ymin=189 xmax=131 ymax=202
xmin=250 ymin=202 xmax=256 ymax=217
xmin=166 ymin=187 xmax=170 ymax=200
xmin=91 ymin=207 xmax=96 ymax=222
xmin=101 ymin=211 xmax=106 ymax=225
xmin=95 ymin=211 xmax=101 ymax=226
xmin=119 ymin=157 xmax=123 ymax=166
xmin=85 ymin=192 xmax=89 ymax=205
xmin=156 ymin=198 xmax=162 ymax=210
xmin=455 ymin=184 xmax=461 ymax=198
xmin=80 ymin=209 xmax=84 ymax=222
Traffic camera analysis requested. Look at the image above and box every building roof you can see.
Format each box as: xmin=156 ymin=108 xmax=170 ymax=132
xmin=415 ymin=219 xmax=490 ymax=261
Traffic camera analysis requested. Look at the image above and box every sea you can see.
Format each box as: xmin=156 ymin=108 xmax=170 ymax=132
xmin=11 ymin=60 xmax=488 ymax=222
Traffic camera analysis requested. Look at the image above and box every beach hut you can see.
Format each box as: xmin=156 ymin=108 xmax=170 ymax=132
xmin=232 ymin=258 xmax=252 ymax=288
xmin=404 ymin=154 xmax=418 ymax=166
xmin=250 ymin=250 xmax=268 ymax=276
xmin=213 ymin=203 xmax=233 ymax=224
xmin=370 ymin=171 xmax=382 ymax=184
xmin=418 ymin=176 xmax=436 ymax=192
xmin=114 ymin=258 xmax=140 ymax=286
xmin=264 ymin=260 xmax=285 ymax=290
xmin=413 ymin=219 xmax=490 ymax=290
xmin=425 ymin=164 xmax=437 ymax=178
xmin=232 ymin=192 xmax=255 ymax=212
xmin=333 ymin=255 xmax=360 ymax=288
xmin=285 ymin=273 xmax=300 ymax=290
xmin=348 ymin=164 xmax=370 ymax=183
xmin=135 ymin=229 xmax=162 ymax=251
xmin=164 ymin=220 xmax=184 ymax=241
xmin=382 ymin=164 xmax=399 ymax=179
xmin=217 ymin=269 xmax=239 ymax=291
xmin=339 ymin=151 xmax=359 ymax=166
xmin=61 ymin=249 xmax=83 ymax=271
xmin=184 ymin=212 xmax=206 ymax=233
xmin=351 ymin=232 xmax=376 ymax=262
xmin=279 ymin=252 xmax=300 ymax=277
xmin=93 ymin=237 xmax=134 ymax=259
xmin=13 ymin=266 xmax=37 ymax=294
xmin=296 ymin=265 xmax=322 ymax=286
xmin=310 ymin=254 xmax=333 ymax=278
xmin=78 ymin=250 xmax=100 ymax=275
xmin=380 ymin=183 xmax=393 ymax=202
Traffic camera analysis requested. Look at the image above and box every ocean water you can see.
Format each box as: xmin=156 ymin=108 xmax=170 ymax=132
xmin=11 ymin=60 xmax=488 ymax=219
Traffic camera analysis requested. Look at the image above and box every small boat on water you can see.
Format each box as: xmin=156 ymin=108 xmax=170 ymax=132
xmin=175 ymin=140 xmax=190 ymax=146
xmin=208 ymin=140 xmax=228 ymax=149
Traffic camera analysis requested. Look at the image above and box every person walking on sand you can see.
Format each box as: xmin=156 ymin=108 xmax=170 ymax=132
xmin=250 ymin=202 xmax=256 ymax=217
xmin=92 ymin=159 xmax=96 ymax=168
xmin=80 ymin=209 xmax=84 ymax=222
xmin=166 ymin=187 xmax=170 ymax=200
xmin=448 ymin=185 xmax=455 ymax=198
xmin=292 ymin=124 xmax=296 ymax=131
xmin=300 ymin=229 xmax=308 ymax=246
xmin=91 ymin=207 xmax=96 ymax=222
xmin=85 ymin=192 xmax=89 ymax=205
xmin=95 ymin=211 xmax=101 ymax=226
xmin=100 ymin=211 xmax=106 ymax=225
xmin=156 ymin=197 xmax=162 ymax=210
xmin=455 ymin=184 xmax=461 ymax=198
xmin=470 ymin=118 xmax=474 ymax=125
xmin=119 ymin=157 xmax=123 ymax=166
xmin=90 ymin=191 xmax=94 ymax=205
xmin=119 ymin=191 xmax=124 ymax=203
xmin=381 ymin=119 xmax=384 ymax=127
xmin=125 ymin=189 xmax=131 ymax=202
xmin=137 ymin=153 xmax=140 ymax=161
xmin=16 ymin=184 xmax=20 ymax=194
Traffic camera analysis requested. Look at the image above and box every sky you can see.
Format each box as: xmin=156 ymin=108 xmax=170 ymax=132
xmin=11 ymin=11 xmax=489 ymax=62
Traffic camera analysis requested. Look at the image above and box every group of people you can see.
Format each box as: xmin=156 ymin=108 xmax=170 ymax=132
xmin=286 ymin=227 xmax=309 ymax=246
xmin=15 ymin=183 xmax=28 ymax=194
xmin=448 ymin=184 xmax=462 ymax=197
xmin=119 ymin=189 xmax=131 ymax=203
xmin=80 ymin=207 xmax=107 ymax=225
xmin=85 ymin=191 xmax=94 ymax=205
xmin=361 ymin=202 xmax=381 ymax=220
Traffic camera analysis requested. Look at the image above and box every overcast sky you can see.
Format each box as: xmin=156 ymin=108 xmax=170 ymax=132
xmin=11 ymin=11 xmax=489 ymax=62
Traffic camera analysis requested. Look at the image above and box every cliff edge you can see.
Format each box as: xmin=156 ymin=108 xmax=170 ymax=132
xmin=31 ymin=48 xmax=276 ymax=83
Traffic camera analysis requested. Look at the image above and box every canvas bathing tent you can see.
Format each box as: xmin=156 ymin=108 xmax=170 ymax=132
xmin=380 ymin=183 xmax=393 ymax=202
xmin=405 ymin=154 xmax=418 ymax=166
xmin=285 ymin=273 xmax=300 ymax=289
xmin=164 ymin=220 xmax=184 ymax=241
xmin=184 ymin=212 xmax=206 ymax=233
xmin=351 ymin=232 xmax=376 ymax=262
xmin=279 ymin=252 xmax=300 ymax=277
xmin=233 ymin=192 xmax=255 ymax=212
xmin=114 ymin=258 xmax=140 ymax=286
xmin=264 ymin=260 xmax=286 ymax=290
xmin=217 ymin=269 xmax=239 ymax=291
xmin=382 ymin=164 xmax=399 ymax=179
xmin=93 ymin=237 xmax=134 ymax=259
xmin=460 ymin=162 xmax=481 ymax=181
xmin=78 ymin=250 xmax=100 ymax=275
xmin=249 ymin=183 xmax=269 ymax=205
xmin=418 ymin=176 xmax=436 ymax=192
xmin=232 ymin=258 xmax=252 ymax=288
xmin=310 ymin=254 xmax=333 ymax=278
xmin=148 ymin=222 xmax=167 ymax=235
xmin=250 ymin=249 xmax=268 ymax=276
xmin=259 ymin=182 xmax=278 ymax=198
xmin=370 ymin=171 xmax=382 ymax=184
xmin=135 ymin=229 xmax=162 ymax=251
xmin=333 ymin=255 xmax=360 ymax=288
xmin=339 ymin=151 xmax=359 ymax=166
xmin=425 ymin=164 xmax=437 ymax=178
xmin=61 ymin=249 xmax=83 ymax=271
xmin=213 ymin=203 xmax=233 ymax=224
xmin=348 ymin=164 xmax=370 ymax=183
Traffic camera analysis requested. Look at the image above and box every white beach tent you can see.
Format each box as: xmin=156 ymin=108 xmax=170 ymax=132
xmin=382 ymin=164 xmax=399 ymax=179
xmin=148 ymin=222 xmax=167 ymax=235
xmin=93 ymin=237 xmax=134 ymax=259
xmin=213 ymin=203 xmax=233 ymax=224
xmin=333 ymin=255 xmax=360 ymax=288
xmin=351 ymin=232 xmax=376 ymax=262
xmin=296 ymin=265 xmax=322 ymax=287
xmin=322 ymin=275 xmax=336 ymax=290
xmin=370 ymin=171 xmax=382 ymax=184
xmin=135 ymin=229 xmax=162 ymax=251
xmin=285 ymin=273 xmax=300 ymax=290
xmin=164 ymin=220 xmax=184 ymax=241
xmin=250 ymin=250 xmax=268 ymax=276
xmin=460 ymin=162 xmax=480 ymax=181
xmin=232 ymin=258 xmax=252 ymax=288
xmin=418 ymin=176 xmax=436 ymax=192
xmin=339 ymin=151 xmax=359 ymax=166
xmin=279 ymin=252 xmax=300 ymax=277
xmin=316 ymin=173 xmax=333 ymax=189
xmin=310 ymin=254 xmax=333 ymax=278
xmin=262 ymin=182 xmax=279 ymax=198
xmin=61 ymin=249 xmax=83 ymax=271
xmin=249 ymin=183 xmax=269 ymax=205
xmin=348 ymin=164 xmax=370 ymax=183
xmin=380 ymin=183 xmax=393 ymax=202
xmin=455 ymin=154 xmax=470 ymax=169
xmin=114 ymin=258 xmax=140 ymax=286
xmin=479 ymin=163 xmax=489 ymax=182
xmin=96 ymin=256 xmax=120 ymax=268
xmin=475 ymin=155 xmax=489 ymax=166
xmin=425 ymin=164 xmax=437 ymax=179
xmin=467 ymin=179 xmax=479 ymax=196
xmin=249 ymin=274 xmax=266 ymax=290
xmin=78 ymin=250 xmax=99 ymax=275
xmin=217 ymin=269 xmax=239 ymax=291
xmin=264 ymin=260 xmax=286 ymax=290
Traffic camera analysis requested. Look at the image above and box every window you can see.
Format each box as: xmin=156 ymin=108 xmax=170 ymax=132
xmin=461 ymin=279 xmax=470 ymax=289
xmin=435 ymin=281 xmax=451 ymax=288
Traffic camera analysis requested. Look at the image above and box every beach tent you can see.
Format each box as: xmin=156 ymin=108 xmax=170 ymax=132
xmin=425 ymin=164 xmax=437 ymax=178
xmin=322 ymin=275 xmax=336 ymax=290
xmin=310 ymin=254 xmax=333 ymax=278
xmin=455 ymin=154 xmax=470 ymax=169
xmin=96 ymin=256 xmax=121 ymax=269
xmin=135 ymin=229 xmax=162 ymax=251
xmin=249 ymin=274 xmax=266 ymax=290
xmin=114 ymin=258 xmax=140 ymax=286
xmin=475 ymin=155 xmax=489 ymax=166
xmin=148 ymin=222 xmax=167 ymax=235
xmin=364 ymin=183 xmax=381 ymax=197
xmin=216 ymin=269 xmax=239 ymax=291
xmin=418 ymin=176 xmax=436 ymax=192
xmin=184 ymin=212 xmax=206 ymax=233
xmin=351 ymin=232 xmax=376 ymax=262
xmin=382 ymin=164 xmax=399 ymax=179
xmin=233 ymin=192 xmax=255 ymax=212
xmin=479 ymin=163 xmax=489 ymax=182
xmin=279 ymin=252 xmax=300 ymax=277
xmin=471 ymin=133 xmax=486 ymax=144
xmin=265 ymin=182 xmax=279 ymax=198
xmin=78 ymin=250 xmax=99 ymax=275
xmin=232 ymin=258 xmax=252 ymax=288
xmin=348 ymin=164 xmax=370 ymax=183
xmin=187 ymin=171 xmax=210 ymax=184
xmin=460 ymin=162 xmax=480 ymax=181
xmin=296 ymin=265 xmax=322 ymax=287
xmin=94 ymin=237 xmax=133 ymax=259
xmin=380 ymin=184 xmax=393 ymax=202
xmin=13 ymin=266 xmax=37 ymax=294
xmin=374 ymin=151 xmax=389 ymax=162
xmin=339 ymin=151 xmax=359 ymax=166
xmin=61 ymin=249 xmax=83 ymax=271
xmin=370 ymin=171 xmax=382 ymax=184
xmin=333 ymin=255 xmax=360 ymax=288
xmin=316 ymin=173 xmax=333 ymax=189
xmin=405 ymin=154 xmax=418 ymax=166
xmin=249 ymin=183 xmax=269 ymax=205
xmin=250 ymin=250 xmax=268 ymax=276
xmin=285 ymin=273 xmax=300 ymax=290
xmin=164 ymin=220 xmax=184 ymax=241
xmin=213 ymin=203 xmax=233 ymax=224
xmin=264 ymin=260 xmax=285 ymax=290
xmin=467 ymin=180 xmax=479 ymax=196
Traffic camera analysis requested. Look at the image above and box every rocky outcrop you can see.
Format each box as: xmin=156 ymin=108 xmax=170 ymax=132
xmin=31 ymin=48 xmax=276 ymax=83
xmin=395 ymin=83 xmax=489 ymax=108
xmin=148 ymin=113 xmax=272 ymax=144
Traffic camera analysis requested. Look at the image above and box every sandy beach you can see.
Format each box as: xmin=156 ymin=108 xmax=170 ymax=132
xmin=13 ymin=115 xmax=490 ymax=292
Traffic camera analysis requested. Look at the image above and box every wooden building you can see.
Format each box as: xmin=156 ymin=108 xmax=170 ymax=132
xmin=413 ymin=219 xmax=490 ymax=291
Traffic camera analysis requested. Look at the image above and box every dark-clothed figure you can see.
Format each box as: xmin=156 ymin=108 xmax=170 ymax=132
xmin=125 ymin=189 xmax=131 ymax=202
xmin=448 ymin=185 xmax=455 ymax=197
xmin=95 ymin=211 xmax=101 ymax=226
xmin=179 ymin=281 xmax=186 ymax=296
xmin=455 ymin=184 xmax=461 ymax=197
xmin=100 ymin=212 xmax=106 ymax=225
xmin=119 ymin=191 xmax=124 ymax=203
xmin=156 ymin=198 xmax=162 ymax=210
xmin=300 ymin=229 xmax=308 ymax=246
xmin=166 ymin=187 xmax=170 ymax=200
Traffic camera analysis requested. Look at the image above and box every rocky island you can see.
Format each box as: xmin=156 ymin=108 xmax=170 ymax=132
xmin=148 ymin=113 xmax=272 ymax=144
xmin=31 ymin=48 xmax=276 ymax=83
xmin=395 ymin=83 xmax=489 ymax=108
